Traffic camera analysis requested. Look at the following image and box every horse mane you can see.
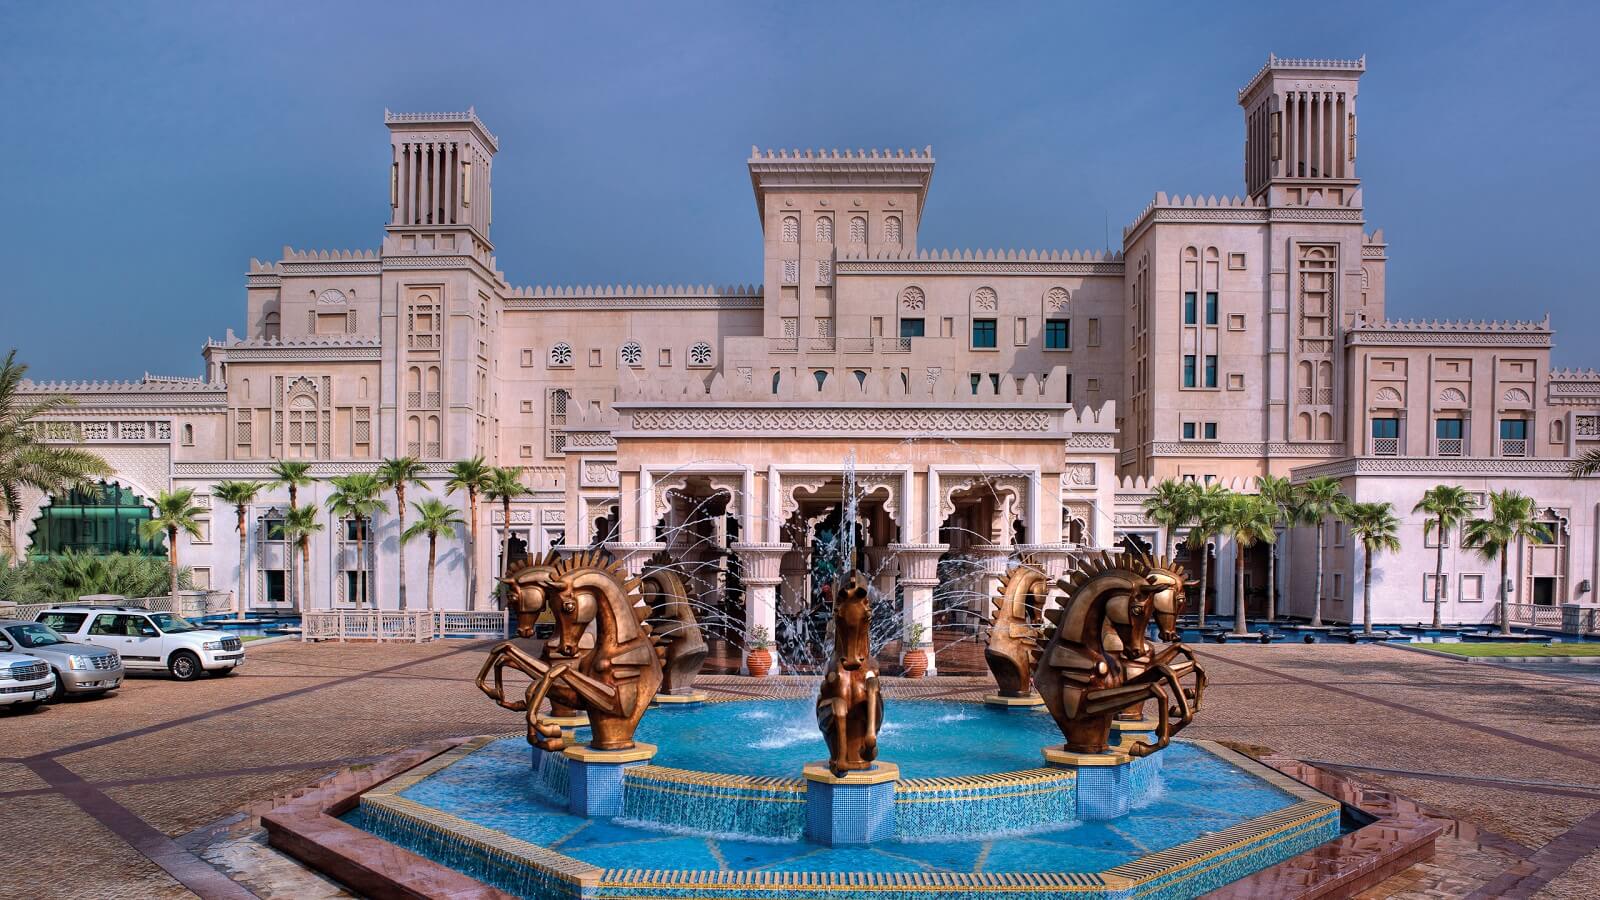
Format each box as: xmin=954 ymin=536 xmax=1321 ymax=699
xmin=502 ymin=549 xmax=562 ymax=582
xmin=993 ymin=559 xmax=1048 ymax=621
xmin=551 ymin=549 xmax=650 ymax=633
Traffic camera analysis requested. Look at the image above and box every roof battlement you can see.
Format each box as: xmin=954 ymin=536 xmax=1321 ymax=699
xmin=837 ymin=248 xmax=1123 ymax=263
xmin=1354 ymin=316 xmax=1551 ymax=333
xmin=1238 ymin=54 xmax=1366 ymax=103
xmin=383 ymin=107 xmax=499 ymax=151
xmin=21 ymin=377 xmax=224 ymax=394
xmin=749 ymin=146 xmax=934 ymax=163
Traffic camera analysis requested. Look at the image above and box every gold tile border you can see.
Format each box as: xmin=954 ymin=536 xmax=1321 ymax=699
xmin=351 ymin=708 xmax=1344 ymax=895
xmin=628 ymin=764 xmax=805 ymax=794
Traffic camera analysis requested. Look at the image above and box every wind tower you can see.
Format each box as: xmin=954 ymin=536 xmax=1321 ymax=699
xmin=1238 ymin=55 xmax=1365 ymax=207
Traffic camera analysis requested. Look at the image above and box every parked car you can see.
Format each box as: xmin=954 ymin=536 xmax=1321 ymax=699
xmin=34 ymin=606 xmax=245 ymax=681
xmin=0 ymin=618 xmax=123 ymax=700
xmin=0 ymin=651 xmax=55 ymax=711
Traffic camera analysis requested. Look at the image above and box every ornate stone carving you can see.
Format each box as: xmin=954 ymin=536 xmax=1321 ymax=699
xmin=580 ymin=460 xmax=619 ymax=487
xmin=939 ymin=473 xmax=1029 ymax=523
xmin=689 ymin=342 xmax=714 ymax=367
xmin=630 ymin=408 xmax=1053 ymax=435
xmin=1503 ymin=387 xmax=1532 ymax=405
xmin=1064 ymin=463 xmax=1096 ymax=487
xmin=901 ymin=286 xmax=925 ymax=310
xmin=1045 ymin=286 xmax=1069 ymax=312
xmin=972 ymin=286 xmax=998 ymax=311
xmin=549 ymin=342 xmax=573 ymax=366
xmin=1065 ymin=433 xmax=1115 ymax=449
xmin=620 ymin=341 xmax=643 ymax=366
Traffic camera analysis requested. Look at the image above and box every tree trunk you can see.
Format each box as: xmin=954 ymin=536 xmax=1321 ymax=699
xmin=1312 ymin=522 xmax=1326 ymax=627
xmin=466 ymin=492 xmax=478 ymax=611
xmin=168 ymin=525 xmax=180 ymax=610
xmin=1266 ymin=541 xmax=1277 ymax=623
xmin=287 ymin=486 xmax=299 ymax=613
xmin=396 ymin=486 xmax=408 ymax=611
xmin=9 ymin=510 xmax=20 ymax=565
xmin=1499 ymin=552 xmax=1511 ymax=635
xmin=1363 ymin=546 xmax=1374 ymax=634
xmin=301 ymin=542 xmax=311 ymax=616
xmin=427 ymin=536 xmax=437 ymax=611
xmin=499 ymin=497 xmax=512 ymax=610
xmin=1234 ymin=543 xmax=1247 ymax=635
xmin=1196 ymin=544 xmax=1209 ymax=628
xmin=1432 ymin=523 xmax=1445 ymax=629
xmin=236 ymin=507 xmax=248 ymax=619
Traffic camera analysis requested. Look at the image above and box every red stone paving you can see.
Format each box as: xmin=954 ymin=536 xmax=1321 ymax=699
xmin=4 ymin=639 xmax=1600 ymax=899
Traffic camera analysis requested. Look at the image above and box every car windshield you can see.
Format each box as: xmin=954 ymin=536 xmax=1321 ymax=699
xmin=148 ymin=613 xmax=200 ymax=634
xmin=5 ymin=622 xmax=68 ymax=648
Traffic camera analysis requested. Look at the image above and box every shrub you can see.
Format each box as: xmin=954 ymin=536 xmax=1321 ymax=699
xmin=0 ymin=551 xmax=192 ymax=604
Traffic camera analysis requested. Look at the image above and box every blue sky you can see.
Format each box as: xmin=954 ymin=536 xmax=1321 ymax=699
xmin=2 ymin=1 xmax=1597 ymax=378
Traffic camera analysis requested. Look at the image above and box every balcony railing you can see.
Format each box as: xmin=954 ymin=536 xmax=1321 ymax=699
xmin=1372 ymin=437 xmax=1399 ymax=456
xmin=405 ymin=391 xmax=441 ymax=409
xmin=808 ymin=336 xmax=837 ymax=352
xmin=1435 ymin=437 xmax=1463 ymax=457
xmin=839 ymin=337 xmax=914 ymax=353
xmin=1501 ymin=438 xmax=1527 ymax=457
xmin=769 ymin=337 xmax=799 ymax=353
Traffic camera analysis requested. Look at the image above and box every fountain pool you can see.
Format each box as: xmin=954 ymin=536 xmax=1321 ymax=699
xmin=343 ymin=699 xmax=1346 ymax=899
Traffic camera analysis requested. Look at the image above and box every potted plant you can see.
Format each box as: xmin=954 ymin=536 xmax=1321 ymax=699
xmin=745 ymin=625 xmax=774 ymax=678
xmin=902 ymin=622 xmax=930 ymax=678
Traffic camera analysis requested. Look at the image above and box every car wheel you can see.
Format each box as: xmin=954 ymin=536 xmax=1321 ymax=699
xmin=46 ymin=670 xmax=65 ymax=704
xmin=168 ymin=651 xmax=203 ymax=681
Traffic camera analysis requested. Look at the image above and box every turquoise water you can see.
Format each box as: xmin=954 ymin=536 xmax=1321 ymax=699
xmin=636 ymin=698 xmax=1064 ymax=778
xmin=355 ymin=700 xmax=1315 ymax=879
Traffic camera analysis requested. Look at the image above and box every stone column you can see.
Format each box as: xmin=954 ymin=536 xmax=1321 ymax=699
xmin=1018 ymin=543 xmax=1076 ymax=580
xmin=890 ymin=543 xmax=947 ymax=676
xmin=603 ymin=541 xmax=667 ymax=578
xmin=779 ymin=549 xmax=810 ymax=615
xmin=731 ymin=542 xmax=791 ymax=673
xmin=865 ymin=546 xmax=900 ymax=608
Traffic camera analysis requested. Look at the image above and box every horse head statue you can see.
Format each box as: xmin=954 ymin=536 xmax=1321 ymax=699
xmin=500 ymin=551 xmax=561 ymax=639
xmin=640 ymin=551 xmax=708 ymax=695
xmin=985 ymin=560 xmax=1051 ymax=697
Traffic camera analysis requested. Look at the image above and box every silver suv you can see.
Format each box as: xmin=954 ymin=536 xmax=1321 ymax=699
xmin=0 ymin=619 xmax=123 ymax=699
xmin=0 ymin=651 xmax=55 ymax=711
xmin=36 ymin=606 xmax=245 ymax=681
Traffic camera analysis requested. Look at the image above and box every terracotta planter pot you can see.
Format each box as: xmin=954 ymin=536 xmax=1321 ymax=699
xmin=902 ymin=647 xmax=929 ymax=678
xmin=746 ymin=647 xmax=773 ymax=678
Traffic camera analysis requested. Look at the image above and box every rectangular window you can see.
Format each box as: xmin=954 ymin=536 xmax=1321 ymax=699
xmin=941 ymin=317 xmax=954 ymax=338
xmin=898 ymin=317 xmax=924 ymax=338
xmin=1045 ymin=319 xmax=1070 ymax=349
xmin=1372 ymin=418 xmax=1400 ymax=438
xmin=1332 ymin=573 xmax=1343 ymax=600
xmin=1182 ymin=355 xmax=1196 ymax=388
xmin=520 ymin=349 xmax=533 ymax=367
xmin=1500 ymin=419 xmax=1527 ymax=440
xmin=1204 ymin=292 xmax=1218 ymax=325
xmin=1183 ymin=422 xmax=1196 ymax=440
xmin=1436 ymin=418 xmax=1464 ymax=456
xmin=1436 ymin=419 xmax=1463 ymax=439
xmin=1086 ymin=318 xmax=1100 ymax=347
xmin=1183 ymin=292 xmax=1197 ymax=325
xmin=1423 ymin=573 xmax=1447 ymax=600
xmin=971 ymin=318 xmax=997 ymax=348
xmin=1203 ymin=422 xmax=1217 ymax=440
xmin=264 ymin=570 xmax=287 ymax=604
xmin=1460 ymin=574 xmax=1484 ymax=602
xmin=1204 ymin=355 xmax=1217 ymax=388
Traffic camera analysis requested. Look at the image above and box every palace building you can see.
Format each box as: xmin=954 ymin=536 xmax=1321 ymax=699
xmin=15 ymin=55 xmax=1600 ymax=656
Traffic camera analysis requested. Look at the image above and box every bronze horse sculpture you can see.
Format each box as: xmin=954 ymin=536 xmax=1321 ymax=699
xmin=1106 ymin=553 xmax=1206 ymax=721
xmin=639 ymin=552 xmax=708 ymax=696
xmin=815 ymin=572 xmax=884 ymax=776
xmin=1033 ymin=552 xmax=1197 ymax=757
xmin=984 ymin=560 xmax=1050 ymax=697
xmin=497 ymin=551 xmax=589 ymax=719
xmin=477 ymin=550 xmax=663 ymax=751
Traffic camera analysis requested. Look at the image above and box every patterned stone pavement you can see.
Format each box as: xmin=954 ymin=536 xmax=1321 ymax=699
xmin=3 ymin=639 xmax=1599 ymax=899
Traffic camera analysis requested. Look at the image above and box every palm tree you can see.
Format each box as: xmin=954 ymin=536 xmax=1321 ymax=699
xmin=402 ymin=498 xmax=463 ymax=611
xmin=1413 ymin=485 xmax=1473 ymax=628
xmin=1219 ymin=493 xmax=1277 ymax=636
xmin=1255 ymin=475 xmax=1297 ymax=623
xmin=1570 ymin=450 xmax=1600 ymax=478
xmin=1463 ymin=489 xmax=1552 ymax=635
xmin=137 ymin=489 xmax=206 ymax=609
xmin=1295 ymin=477 xmax=1348 ymax=627
xmin=0 ymin=350 xmax=112 ymax=562
xmin=213 ymin=480 xmax=264 ymax=618
xmin=325 ymin=474 xmax=387 ymax=608
xmin=281 ymin=505 xmax=322 ymax=614
xmin=1142 ymin=479 xmax=1197 ymax=559
xmin=1346 ymin=502 xmax=1401 ymax=635
xmin=376 ymin=456 xmax=427 ymax=611
xmin=268 ymin=460 xmax=315 ymax=609
xmin=483 ymin=466 xmax=528 ymax=609
xmin=446 ymin=457 xmax=492 ymax=610
xmin=1184 ymin=482 xmax=1230 ymax=627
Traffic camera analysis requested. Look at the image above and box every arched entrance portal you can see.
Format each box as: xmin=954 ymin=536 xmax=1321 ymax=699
xmin=27 ymin=482 xmax=163 ymax=559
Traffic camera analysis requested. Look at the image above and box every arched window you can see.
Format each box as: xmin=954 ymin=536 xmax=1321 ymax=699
xmin=772 ymin=371 xmax=782 ymax=394
xmin=853 ymin=370 xmax=867 ymax=387
xmin=900 ymin=371 xmax=909 ymax=392
xmin=28 ymin=482 xmax=163 ymax=559
xmin=814 ymin=370 xmax=828 ymax=390
xmin=884 ymin=215 xmax=902 ymax=243
xmin=849 ymin=216 xmax=866 ymax=243
xmin=287 ymin=393 xmax=318 ymax=458
xmin=262 ymin=312 xmax=280 ymax=340
xmin=180 ymin=424 xmax=194 ymax=446
xmin=1553 ymin=419 xmax=1566 ymax=443
xmin=781 ymin=215 xmax=799 ymax=242
xmin=816 ymin=216 xmax=833 ymax=242
xmin=549 ymin=342 xmax=573 ymax=367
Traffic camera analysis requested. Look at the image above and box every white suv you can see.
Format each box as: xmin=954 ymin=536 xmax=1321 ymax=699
xmin=0 ymin=651 xmax=55 ymax=710
xmin=35 ymin=606 xmax=245 ymax=681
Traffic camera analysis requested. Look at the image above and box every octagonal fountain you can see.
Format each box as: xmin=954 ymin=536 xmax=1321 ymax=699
xmin=249 ymin=544 xmax=1411 ymax=900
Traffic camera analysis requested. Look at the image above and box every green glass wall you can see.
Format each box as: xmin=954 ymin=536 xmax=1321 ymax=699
xmin=28 ymin=482 xmax=164 ymax=558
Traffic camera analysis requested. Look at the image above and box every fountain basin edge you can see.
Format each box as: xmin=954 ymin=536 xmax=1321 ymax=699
xmin=262 ymin=730 xmax=1439 ymax=899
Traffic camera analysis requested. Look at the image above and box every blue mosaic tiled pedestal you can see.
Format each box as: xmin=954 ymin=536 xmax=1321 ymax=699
xmin=801 ymin=761 xmax=899 ymax=846
xmin=561 ymin=742 xmax=657 ymax=817
xmin=1042 ymin=744 xmax=1163 ymax=820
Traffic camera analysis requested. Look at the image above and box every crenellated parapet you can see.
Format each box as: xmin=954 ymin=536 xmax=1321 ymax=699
xmin=1345 ymin=316 xmax=1552 ymax=348
xmin=1121 ymin=189 xmax=1361 ymax=243
xmin=1549 ymin=368 xmax=1600 ymax=408
xmin=618 ymin=365 xmax=1095 ymax=407
xmin=503 ymin=283 xmax=762 ymax=311
xmin=1237 ymin=54 xmax=1366 ymax=103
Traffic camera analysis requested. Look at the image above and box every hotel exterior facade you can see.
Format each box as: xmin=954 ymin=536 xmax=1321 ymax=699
xmin=14 ymin=55 xmax=1600 ymax=654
